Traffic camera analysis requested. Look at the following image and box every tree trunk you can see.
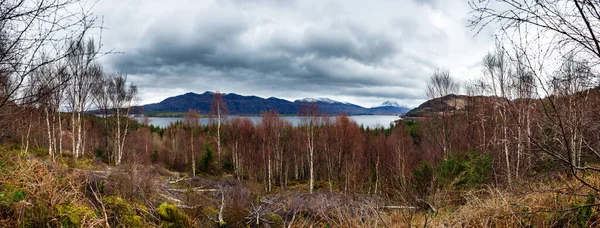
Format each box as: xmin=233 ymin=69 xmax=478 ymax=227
xmin=191 ymin=132 xmax=195 ymax=177
xmin=308 ymin=126 xmax=314 ymax=194
xmin=116 ymin=108 xmax=121 ymax=165
xmin=502 ymin=108 xmax=511 ymax=186
xmin=76 ymin=99 xmax=83 ymax=158
xmin=217 ymin=106 xmax=221 ymax=166
xmin=45 ymin=107 xmax=54 ymax=161
xmin=58 ymin=112 xmax=63 ymax=155
xmin=268 ymin=148 xmax=272 ymax=192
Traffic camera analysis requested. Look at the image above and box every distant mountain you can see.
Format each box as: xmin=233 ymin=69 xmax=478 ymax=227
xmin=379 ymin=101 xmax=402 ymax=107
xmin=296 ymin=97 xmax=341 ymax=104
xmin=368 ymin=100 xmax=411 ymax=115
xmin=141 ymin=92 xmax=409 ymax=115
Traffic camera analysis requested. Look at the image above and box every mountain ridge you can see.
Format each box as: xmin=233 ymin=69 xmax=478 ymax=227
xmin=141 ymin=92 xmax=410 ymax=115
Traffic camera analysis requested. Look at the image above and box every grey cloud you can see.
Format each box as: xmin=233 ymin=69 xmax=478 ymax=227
xmin=96 ymin=0 xmax=493 ymax=107
xmin=111 ymin=16 xmax=410 ymax=92
xmin=285 ymin=21 xmax=399 ymax=64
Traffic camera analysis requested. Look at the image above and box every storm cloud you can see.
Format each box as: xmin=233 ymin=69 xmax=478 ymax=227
xmin=93 ymin=0 xmax=495 ymax=107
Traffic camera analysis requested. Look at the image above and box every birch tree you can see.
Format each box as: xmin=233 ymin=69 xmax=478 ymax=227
xmin=31 ymin=60 xmax=68 ymax=161
xmin=0 ymin=0 xmax=96 ymax=143
xmin=425 ymin=69 xmax=459 ymax=159
xmin=184 ymin=109 xmax=200 ymax=176
xmin=482 ymin=47 xmax=514 ymax=185
xmin=210 ymin=92 xmax=228 ymax=167
xmin=300 ymin=102 xmax=320 ymax=194
xmin=107 ymin=73 xmax=138 ymax=165
xmin=66 ymin=39 xmax=102 ymax=159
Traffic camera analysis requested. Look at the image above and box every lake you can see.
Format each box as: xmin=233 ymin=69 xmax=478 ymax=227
xmin=141 ymin=115 xmax=401 ymax=129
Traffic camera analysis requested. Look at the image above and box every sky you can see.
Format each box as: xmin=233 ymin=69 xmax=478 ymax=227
xmin=92 ymin=0 xmax=496 ymax=108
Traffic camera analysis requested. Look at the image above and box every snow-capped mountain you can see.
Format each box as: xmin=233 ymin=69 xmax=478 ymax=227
xmin=380 ymin=101 xmax=401 ymax=107
xmin=376 ymin=101 xmax=409 ymax=108
xmin=295 ymin=98 xmax=341 ymax=104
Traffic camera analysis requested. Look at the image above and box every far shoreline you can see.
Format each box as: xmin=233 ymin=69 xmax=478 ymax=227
xmin=141 ymin=112 xmax=404 ymax=118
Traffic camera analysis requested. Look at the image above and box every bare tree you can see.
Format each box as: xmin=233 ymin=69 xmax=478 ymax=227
xmin=259 ymin=110 xmax=287 ymax=192
xmin=482 ymin=46 xmax=515 ymax=185
xmin=66 ymin=38 xmax=102 ymax=159
xmin=30 ymin=58 xmax=68 ymax=161
xmin=0 ymin=0 xmax=96 ymax=141
xmin=184 ymin=109 xmax=200 ymax=176
xmin=469 ymin=0 xmax=600 ymax=63
xmin=470 ymin=0 xmax=600 ymax=190
xmin=93 ymin=75 xmax=112 ymax=154
xmin=210 ymin=91 xmax=228 ymax=166
xmin=426 ymin=69 xmax=460 ymax=101
xmin=425 ymin=69 xmax=459 ymax=159
xmin=510 ymin=51 xmax=536 ymax=179
xmin=107 ymin=72 xmax=138 ymax=165
xmin=300 ymin=102 xmax=320 ymax=194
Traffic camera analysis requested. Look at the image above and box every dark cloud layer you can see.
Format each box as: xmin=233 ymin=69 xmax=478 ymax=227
xmin=94 ymin=0 xmax=495 ymax=107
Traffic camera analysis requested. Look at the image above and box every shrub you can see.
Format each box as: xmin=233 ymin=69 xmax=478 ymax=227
xmin=406 ymin=120 xmax=421 ymax=145
xmin=157 ymin=202 xmax=190 ymax=228
xmin=56 ymin=205 xmax=96 ymax=227
xmin=105 ymin=165 xmax=157 ymax=202
xmin=104 ymin=196 xmax=145 ymax=227
xmin=0 ymin=184 xmax=26 ymax=205
xmin=94 ymin=147 xmax=108 ymax=163
xmin=201 ymin=142 xmax=215 ymax=172
xmin=413 ymin=162 xmax=434 ymax=195
xmin=436 ymin=151 xmax=493 ymax=190
xmin=267 ymin=213 xmax=283 ymax=227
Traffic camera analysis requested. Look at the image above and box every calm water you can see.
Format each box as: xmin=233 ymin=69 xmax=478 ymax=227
xmin=141 ymin=115 xmax=400 ymax=129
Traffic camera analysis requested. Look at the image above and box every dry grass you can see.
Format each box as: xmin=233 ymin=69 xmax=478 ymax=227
xmin=4 ymin=143 xmax=600 ymax=227
xmin=407 ymin=173 xmax=600 ymax=227
xmin=0 ymin=148 xmax=104 ymax=227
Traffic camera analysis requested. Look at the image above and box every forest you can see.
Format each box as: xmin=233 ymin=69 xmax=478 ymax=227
xmin=1 ymin=0 xmax=600 ymax=227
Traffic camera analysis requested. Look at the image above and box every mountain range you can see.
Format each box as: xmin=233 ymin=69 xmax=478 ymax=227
xmin=141 ymin=92 xmax=410 ymax=115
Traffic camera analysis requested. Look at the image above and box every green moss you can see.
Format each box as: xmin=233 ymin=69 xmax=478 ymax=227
xmin=56 ymin=205 xmax=96 ymax=227
xmin=104 ymin=196 xmax=145 ymax=227
xmin=202 ymin=206 xmax=219 ymax=217
xmin=157 ymin=202 xmax=190 ymax=228
xmin=0 ymin=184 xmax=26 ymax=206
xmin=267 ymin=213 xmax=282 ymax=227
xmin=123 ymin=215 xmax=144 ymax=227
xmin=0 ymin=160 xmax=7 ymax=174
xmin=104 ymin=195 xmax=126 ymax=205
xmin=30 ymin=146 xmax=48 ymax=157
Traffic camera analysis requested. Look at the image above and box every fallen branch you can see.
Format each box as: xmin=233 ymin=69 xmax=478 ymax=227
xmin=158 ymin=193 xmax=184 ymax=204
xmin=218 ymin=189 xmax=225 ymax=225
xmin=168 ymin=177 xmax=186 ymax=184
xmin=380 ymin=206 xmax=418 ymax=210
xmin=167 ymin=187 xmax=219 ymax=193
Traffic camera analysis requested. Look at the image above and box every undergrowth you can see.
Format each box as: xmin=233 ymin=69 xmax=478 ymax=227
xmin=2 ymin=144 xmax=600 ymax=227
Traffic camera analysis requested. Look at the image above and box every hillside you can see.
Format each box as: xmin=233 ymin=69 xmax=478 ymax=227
xmin=141 ymin=91 xmax=410 ymax=115
xmin=405 ymin=94 xmax=497 ymax=117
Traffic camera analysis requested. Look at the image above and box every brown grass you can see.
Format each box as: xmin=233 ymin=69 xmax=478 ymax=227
xmin=409 ymin=173 xmax=600 ymax=227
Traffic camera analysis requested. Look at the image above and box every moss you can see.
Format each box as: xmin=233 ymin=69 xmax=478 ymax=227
xmin=104 ymin=195 xmax=126 ymax=205
xmin=202 ymin=206 xmax=219 ymax=218
xmin=267 ymin=213 xmax=282 ymax=227
xmin=123 ymin=214 xmax=144 ymax=227
xmin=69 ymin=158 xmax=95 ymax=169
xmin=0 ymin=160 xmax=7 ymax=174
xmin=157 ymin=202 xmax=190 ymax=228
xmin=104 ymin=196 xmax=145 ymax=227
xmin=30 ymin=146 xmax=48 ymax=157
xmin=0 ymin=184 xmax=26 ymax=206
xmin=56 ymin=205 xmax=96 ymax=227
